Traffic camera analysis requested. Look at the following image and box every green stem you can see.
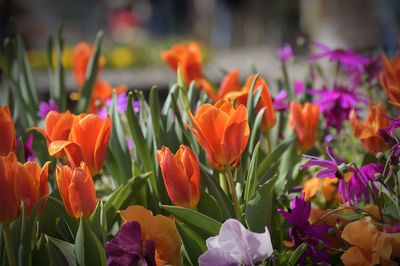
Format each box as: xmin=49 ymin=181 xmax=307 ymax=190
xmin=224 ymin=166 xmax=241 ymax=221
xmin=3 ymin=223 xmax=17 ymax=266
xmin=219 ymin=173 xmax=228 ymax=194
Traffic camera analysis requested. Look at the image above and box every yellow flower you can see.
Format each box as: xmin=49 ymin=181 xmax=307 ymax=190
xmin=110 ymin=47 xmax=134 ymax=68
xmin=120 ymin=205 xmax=182 ymax=266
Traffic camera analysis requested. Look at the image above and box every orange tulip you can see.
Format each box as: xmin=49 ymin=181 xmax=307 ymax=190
xmin=0 ymin=152 xmax=50 ymax=223
xmin=217 ymin=68 xmax=241 ymax=100
xmin=0 ymin=152 xmax=18 ymax=222
xmin=14 ymin=160 xmax=50 ymax=216
xmin=380 ymin=54 xmax=400 ymax=107
xmin=341 ymin=218 xmax=400 ymax=266
xmin=49 ymin=113 xmax=112 ymax=175
xmin=56 ymin=162 xmax=98 ymax=219
xmin=224 ymin=75 xmax=276 ymax=131
xmin=88 ymin=80 xmax=127 ymax=113
xmin=349 ymin=104 xmax=390 ymax=153
xmin=289 ymin=101 xmax=320 ymax=152
xmin=72 ymin=42 xmax=106 ymax=87
xmin=32 ymin=110 xmax=75 ymax=146
xmin=161 ymin=42 xmax=202 ymax=86
xmin=188 ymin=100 xmax=249 ymax=170
xmin=0 ymin=106 xmax=16 ymax=156
xmin=120 ymin=205 xmax=182 ymax=266
xmin=157 ymin=145 xmax=200 ymax=208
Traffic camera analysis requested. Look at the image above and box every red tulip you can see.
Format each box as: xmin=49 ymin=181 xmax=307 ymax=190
xmin=0 ymin=106 xmax=16 ymax=156
xmin=56 ymin=162 xmax=98 ymax=219
xmin=157 ymin=145 xmax=200 ymax=208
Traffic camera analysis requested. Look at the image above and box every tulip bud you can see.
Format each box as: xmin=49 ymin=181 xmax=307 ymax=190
xmin=157 ymin=145 xmax=200 ymax=208
xmin=56 ymin=162 xmax=98 ymax=219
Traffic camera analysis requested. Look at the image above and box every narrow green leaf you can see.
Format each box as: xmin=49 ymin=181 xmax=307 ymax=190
xmin=244 ymin=142 xmax=260 ymax=203
xmin=160 ymin=205 xmax=221 ymax=236
xmin=127 ymin=92 xmax=153 ymax=173
xmin=89 ymin=202 xmax=107 ymax=244
xmin=287 ymin=243 xmax=308 ymax=266
xmin=46 ymin=235 xmax=76 ymax=266
xmin=197 ymin=190 xmax=223 ymax=222
xmin=246 ymin=73 xmax=260 ymax=122
xmin=175 ymin=221 xmax=207 ymax=266
xmin=245 ymin=178 xmax=276 ymax=233
xmin=149 ymin=86 xmax=162 ymax=143
xmin=74 ymin=217 xmax=106 ymax=266
xmin=256 ymin=136 xmax=295 ymax=180
xmin=74 ymin=31 xmax=103 ymax=113
xmin=53 ymin=24 xmax=66 ymax=111
xmin=108 ymin=91 xmax=132 ymax=184
xmin=200 ymin=164 xmax=234 ymax=220
xmin=104 ymin=172 xmax=150 ymax=226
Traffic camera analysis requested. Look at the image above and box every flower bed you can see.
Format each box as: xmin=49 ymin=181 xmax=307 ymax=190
xmin=0 ymin=30 xmax=399 ymax=266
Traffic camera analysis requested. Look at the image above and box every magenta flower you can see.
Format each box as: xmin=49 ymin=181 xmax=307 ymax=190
xmin=344 ymin=163 xmax=382 ymax=204
xmin=384 ymin=222 xmax=400 ymax=233
xmin=308 ymin=84 xmax=367 ymax=130
xmin=276 ymin=44 xmax=293 ymax=62
xmin=38 ymin=99 xmax=59 ymax=119
xmin=277 ymin=194 xmax=330 ymax=265
xmin=294 ymin=80 xmax=304 ymax=95
xmin=308 ymin=41 xmax=370 ymax=67
xmin=98 ymin=93 xmax=140 ymax=119
xmin=198 ymin=219 xmax=273 ymax=266
xmin=302 ymin=148 xmax=379 ymax=204
xmin=105 ymin=221 xmax=155 ymax=266
xmin=273 ymin=90 xmax=289 ymax=111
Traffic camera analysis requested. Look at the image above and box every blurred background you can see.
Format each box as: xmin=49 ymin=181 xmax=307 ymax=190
xmin=0 ymin=0 xmax=399 ymax=97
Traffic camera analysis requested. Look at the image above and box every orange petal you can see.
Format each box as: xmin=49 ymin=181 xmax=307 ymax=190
xmin=0 ymin=152 xmax=18 ymax=222
xmin=0 ymin=106 xmax=16 ymax=156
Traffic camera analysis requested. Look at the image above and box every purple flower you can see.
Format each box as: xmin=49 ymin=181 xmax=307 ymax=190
xmin=276 ymin=44 xmax=293 ymax=63
xmin=98 ymin=93 xmax=141 ymax=119
xmin=302 ymin=147 xmax=344 ymax=179
xmin=198 ymin=219 xmax=273 ymax=266
xmin=308 ymin=84 xmax=367 ymax=130
xmin=379 ymin=118 xmax=400 ymax=161
xmin=384 ymin=222 xmax=400 ymax=233
xmin=105 ymin=221 xmax=155 ymax=266
xmin=343 ymin=163 xmax=382 ymax=204
xmin=308 ymin=41 xmax=370 ymax=68
xmin=38 ymin=99 xmax=59 ymax=119
xmin=302 ymin=148 xmax=380 ymax=204
xmin=294 ymin=80 xmax=304 ymax=95
xmin=273 ymin=90 xmax=289 ymax=111
xmin=277 ymin=194 xmax=330 ymax=265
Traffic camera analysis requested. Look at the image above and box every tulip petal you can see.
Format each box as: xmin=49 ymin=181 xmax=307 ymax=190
xmin=0 ymin=153 xmax=18 ymax=222
xmin=69 ymin=164 xmax=97 ymax=218
xmin=221 ymin=104 xmax=249 ymax=167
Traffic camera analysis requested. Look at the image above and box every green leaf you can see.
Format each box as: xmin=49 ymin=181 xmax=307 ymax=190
xmin=149 ymin=86 xmax=162 ymax=144
xmin=248 ymin=108 xmax=265 ymax=153
xmin=74 ymin=217 xmax=106 ymax=266
xmin=74 ymin=31 xmax=103 ymax=113
xmin=333 ymin=212 xmax=366 ymax=221
xmin=52 ymin=24 xmax=66 ymax=111
xmin=197 ymin=190 xmax=223 ymax=222
xmin=89 ymin=202 xmax=107 ymax=244
xmin=244 ymin=142 xmax=260 ymax=203
xmin=108 ymin=91 xmax=132 ymax=184
xmin=245 ymin=178 xmax=276 ymax=233
xmin=16 ymin=34 xmax=38 ymax=113
xmin=287 ymin=243 xmax=308 ymax=266
xmin=256 ymin=136 xmax=295 ymax=180
xmin=246 ymin=73 xmax=260 ymax=122
xmin=126 ymin=92 xmax=153 ymax=174
xmin=200 ymin=164 xmax=234 ymax=220
xmin=18 ymin=196 xmax=47 ymax=266
xmin=46 ymin=235 xmax=76 ymax=266
xmin=160 ymin=205 xmax=221 ymax=237
xmin=276 ymin=137 xmax=298 ymax=195
xmin=175 ymin=221 xmax=207 ymax=266
xmin=104 ymin=172 xmax=150 ymax=226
